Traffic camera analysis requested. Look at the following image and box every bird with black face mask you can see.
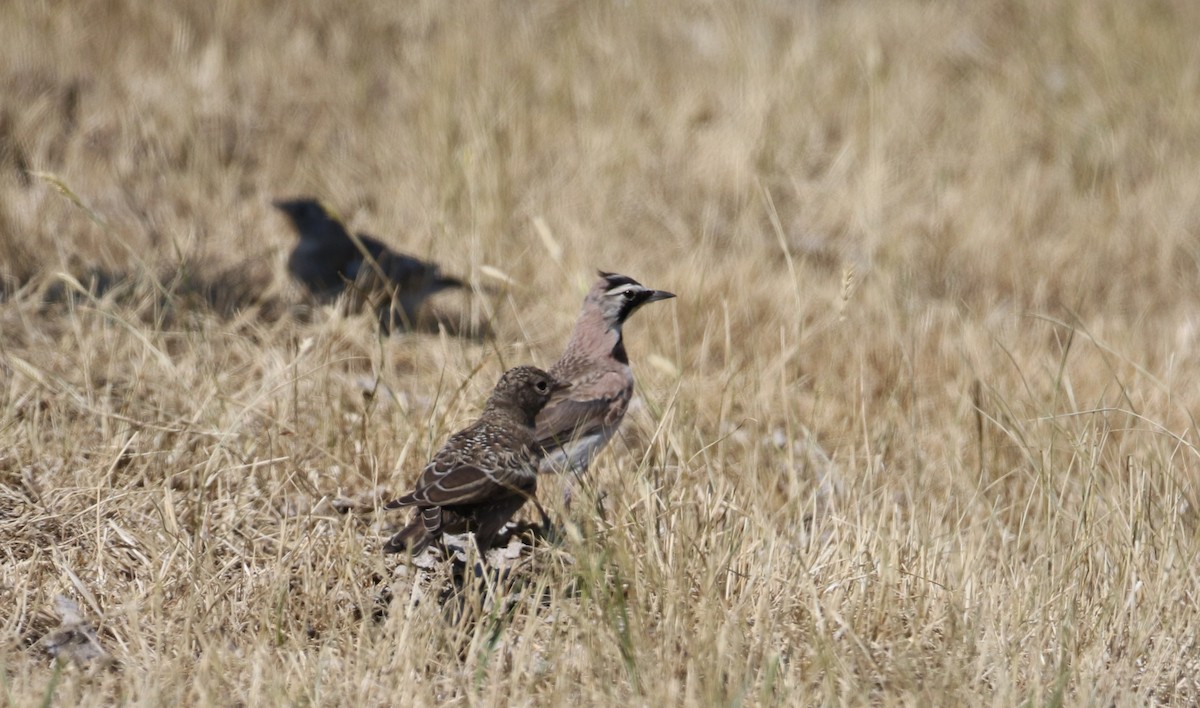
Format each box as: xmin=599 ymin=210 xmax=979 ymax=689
xmin=272 ymin=197 xmax=464 ymax=331
xmin=535 ymin=271 xmax=676 ymax=482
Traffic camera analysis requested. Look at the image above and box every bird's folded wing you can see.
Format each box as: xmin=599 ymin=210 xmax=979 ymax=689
xmin=535 ymin=384 xmax=630 ymax=449
xmin=378 ymin=252 xmax=432 ymax=289
xmin=343 ymin=235 xmax=397 ymax=285
xmin=350 ymin=237 xmax=428 ymax=286
xmin=383 ymin=496 xmax=412 ymax=510
xmin=410 ymin=459 xmax=533 ymax=506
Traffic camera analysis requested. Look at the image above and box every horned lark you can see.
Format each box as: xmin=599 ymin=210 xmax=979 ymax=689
xmin=273 ymin=197 xmax=463 ymax=330
xmin=536 ymin=271 xmax=675 ymax=476
xmin=384 ymin=366 xmax=568 ymax=556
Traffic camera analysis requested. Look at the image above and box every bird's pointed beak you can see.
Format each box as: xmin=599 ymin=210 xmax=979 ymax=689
xmin=646 ymin=289 xmax=676 ymax=303
xmin=551 ymin=379 xmax=572 ymax=393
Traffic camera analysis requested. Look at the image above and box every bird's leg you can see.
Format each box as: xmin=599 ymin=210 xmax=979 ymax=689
xmin=560 ymin=469 xmax=576 ymax=510
xmin=474 ymin=495 xmax=527 ymax=557
xmin=531 ymin=497 xmax=553 ymax=536
xmin=472 ymin=533 xmax=491 ymax=562
xmin=560 ymin=462 xmax=595 ymax=511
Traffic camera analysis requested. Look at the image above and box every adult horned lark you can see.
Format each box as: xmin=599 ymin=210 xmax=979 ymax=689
xmin=384 ymin=366 xmax=569 ymax=556
xmin=273 ymin=197 xmax=464 ymax=330
xmin=536 ymin=271 xmax=675 ymax=478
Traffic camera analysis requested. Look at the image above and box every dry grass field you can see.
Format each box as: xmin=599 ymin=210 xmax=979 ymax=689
xmin=3 ymin=0 xmax=1200 ymax=704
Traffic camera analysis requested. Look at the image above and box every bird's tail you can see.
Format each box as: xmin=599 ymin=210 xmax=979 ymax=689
xmin=382 ymin=506 xmax=441 ymax=555
xmin=382 ymin=519 xmax=432 ymax=554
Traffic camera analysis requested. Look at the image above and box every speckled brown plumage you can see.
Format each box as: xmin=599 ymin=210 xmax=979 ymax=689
xmin=384 ymin=365 xmax=568 ymax=555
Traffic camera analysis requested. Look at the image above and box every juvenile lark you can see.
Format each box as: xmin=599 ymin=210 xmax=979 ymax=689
xmin=273 ymin=197 xmax=464 ymax=330
xmin=384 ymin=366 xmax=569 ymax=556
xmin=536 ymin=271 xmax=675 ymax=477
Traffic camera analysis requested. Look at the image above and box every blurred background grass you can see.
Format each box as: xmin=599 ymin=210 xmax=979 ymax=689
xmin=2 ymin=0 xmax=1200 ymax=704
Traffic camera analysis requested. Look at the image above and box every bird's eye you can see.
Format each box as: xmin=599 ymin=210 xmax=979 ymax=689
xmin=622 ymin=290 xmax=637 ymax=299
xmin=536 ymin=381 xmax=548 ymax=393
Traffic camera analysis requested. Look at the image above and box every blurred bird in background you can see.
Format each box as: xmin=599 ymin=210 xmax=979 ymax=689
xmin=273 ymin=197 xmax=465 ymax=331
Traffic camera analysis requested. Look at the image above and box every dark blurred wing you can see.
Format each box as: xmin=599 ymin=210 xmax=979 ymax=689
xmin=378 ymin=251 xmax=434 ymax=289
xmin=348 ymin=234 xmax=426 ymax=286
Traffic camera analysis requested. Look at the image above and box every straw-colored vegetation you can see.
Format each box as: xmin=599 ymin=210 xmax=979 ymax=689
xmin=3 ymin=0 xmax=1200 ymax=704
